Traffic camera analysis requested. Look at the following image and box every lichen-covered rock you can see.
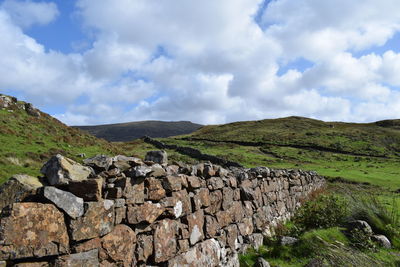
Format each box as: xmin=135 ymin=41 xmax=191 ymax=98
xmin=154 ymin=219 xmax=178 ymax=263
xmin=83 ymin=155 xmax=113 ymax=172
xmin=99 ymin=224 xmax=137 ymax=266
xmin=163 ymin=175 xmax=182 ymax=192
xmin=68 ymin=179 xmax=102 ymax=201
xmin=145 ymin=150 xmax=168 ymax=165
xmin=54 ymin=249 xmax=99 ymax=267
xmin=186 ymin=210 xmax=204 ymax=245
xmin=136 ymin=235 xmax=153 ymax=262
xmin=43 ymin=186 xmax=84 ymax=218
xmin=145 ymin=177 xmax=166 ymax=201
xmin=0 ymin=203 xmax=69 ymax=260
xmin=205 ymin=190 xmax=222 ymax=214
xmin=0 ymin=174 xmax=43 ymax=211
xmin=168 ymin=239 xmax=221 ymax=267
xmin=205 ymin=215 xmax=220 ymax=238
xmin=69 ymin=200 xmax=115 ymax=241
xmin=13 ymin=262 xmax=50 ymax=267
xmin=172 ymin=190 xmax=191 ymax=216
xmin=127 ymin=202 xmax=164 ymax=224
xmin=41 ymin=154 xmax=92 ymax=185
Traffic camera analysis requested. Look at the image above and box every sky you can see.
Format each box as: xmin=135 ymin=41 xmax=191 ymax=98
xmin=1 ymin=0 xmax=400 ymax=126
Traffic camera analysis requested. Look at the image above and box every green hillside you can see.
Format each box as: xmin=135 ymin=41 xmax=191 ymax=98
xmin=0 ymin=96 xmax=124 ymax=184
xmin=157 ymin=116 xmax=400 ymax=189
xmin=186 ymin=116 xmax=400 ymax=157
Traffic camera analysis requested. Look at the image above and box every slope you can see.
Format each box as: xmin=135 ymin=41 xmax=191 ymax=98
xmin=0 ymin=94 xmax=124 ymax=184
xmin=75 ymin=120 xmax=203 ymax=142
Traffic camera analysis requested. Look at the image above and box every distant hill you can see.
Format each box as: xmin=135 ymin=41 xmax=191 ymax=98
xmin=183 ymin=116 xmax=400 ymax=157
xmin=0 ymin=94 xmax=123 ymax=184
xmin=75 ymin=121 xmax=203 ymax=142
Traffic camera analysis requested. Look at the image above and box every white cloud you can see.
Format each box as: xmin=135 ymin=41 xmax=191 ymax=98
xmin=1 ymin=0 xmax=59 ymax=29
xmin=2 ymin=0 xmax=400 ymax=125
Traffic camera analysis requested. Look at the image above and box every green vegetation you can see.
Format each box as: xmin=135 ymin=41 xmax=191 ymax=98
xmin=240 ymin=191 xmax=400 ymax=267
xmin=0 ymin=107 xmax=122 ymax=184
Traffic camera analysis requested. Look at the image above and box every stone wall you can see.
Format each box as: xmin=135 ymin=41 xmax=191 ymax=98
xmin=0 ymin=152 xmax=325 ymax=267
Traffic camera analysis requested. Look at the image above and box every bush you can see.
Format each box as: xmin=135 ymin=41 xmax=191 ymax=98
xmin=294 ymin=194 xmax=349 ymax=231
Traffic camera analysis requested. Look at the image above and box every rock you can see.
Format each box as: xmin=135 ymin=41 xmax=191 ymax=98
xmin=281 ymin=236 xmax=299 ymax=246
xmin=245 ymin=233 xmax=264 ymax=250
xmin=161 ymin=197 xmax=184 ymax=218
xmin=74 ymin=238 xmax=101 ymax=253
xmin=112 ymin=155 xmax=142 ymax=171
xmin=24 ymin=103 xmax=40 ymax=117
xmin=99 ymin=224 xmax=137 ymax=266
xmin=225 ymin=224 xmax=239 ymax=250
xmin=128 ymin=165 xmax=153 ymax=178
xmin=187 ymin=176 xmax=201 ymax=189
xmin=54 ymin=249 xmax=99 ymax=267
xmin=13 ymin=262 xmax=49 ymax=267
xmin=204 ymin=190 xmax=222 ymax=214
xmin=145 ymin=177 xmax=166 ymax=201
xmin=68 ymin=179 xmax=103 ymax=201
xmin=136 ymin=235 xmax=153 ymax=262
xmin=145 ymin=150 xmax=168 ymax=165
xmin=115 ymin=206 xmax=126 ymax=224
xmin=0 ymin=95 xmax=14 ymax=108
xmin=83 ymin=155 xmax=113 ymax=172
xmin=207 ymin=177 xmax=224 ymax=190
xmin=151 ymin=164 xmax=167 ymax=177
xmin=186 ymin=210 xmax=205 ymax=245
xmin=0 ymin=174 xmax=43 ymax=211
xmin=119 ymin=178 xmax=145 ymax=204
xmin=222 ymin=187 xmax=234 ymax=210
xmin=0 ymin=203 xmax=69 ymax=260
xmin=43 ymin=186 xmax=84 ymax=218
xmin=348 ymin=220 xmax=373 ymax=236
xmin=172 ymin=190 xmax=192 ymax=216
xmin=168 ymin=239 xmax=221 ymax=267
xmin=127 ymin=202 xmax=164 ymax=224
xmin=69 ymin=200 xmax=115 ymax=241
xmin=163 ymin=175 xmax=182 ymax=192
xmin=205 ymin=215 xmax=220 ymax=238
xmin=255 ymin=257 xmax=270 ymax=267
xmin=154 ymin=219 xmax=178 ymax=263
xmin=372 ymin=235 xmax=391 ymax=248
xmin=41 ymin=154 xmax=92 ymax=185
xmin=238 ymin=217 xmax=254 ymax=236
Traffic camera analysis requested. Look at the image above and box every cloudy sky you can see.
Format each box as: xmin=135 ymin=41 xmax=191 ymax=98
xmin=1 ymin=0 xmax=400 ymax=125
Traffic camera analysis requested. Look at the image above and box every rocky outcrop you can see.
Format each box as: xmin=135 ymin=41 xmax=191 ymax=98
xmin=0 ymin=94 xmax=40 ymax=117
xmin=0 ymin=151 xmax=325 ymax=266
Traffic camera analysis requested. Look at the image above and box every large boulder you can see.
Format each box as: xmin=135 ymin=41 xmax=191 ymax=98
xmin=40 ymin=155 xmax=92 ymax=185
xmin=145 ymin=150 xmax=168 ymax=165
xmin=0 ymin=203 xmax=69 ymax=260
xmin=0 ymin=174 xmax=43 ymax=211
xmin=43 ymin=186 xmax=84 ymax=219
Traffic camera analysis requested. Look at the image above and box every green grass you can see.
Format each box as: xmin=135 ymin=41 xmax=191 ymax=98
xmin=0 ymin=108 xmax=122 ymax=184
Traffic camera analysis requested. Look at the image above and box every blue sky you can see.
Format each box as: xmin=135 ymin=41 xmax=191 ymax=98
xmin=1 ymin=0 xmax=400 ymax=125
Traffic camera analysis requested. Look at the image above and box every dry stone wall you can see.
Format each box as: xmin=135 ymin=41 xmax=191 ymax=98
xmin=0 ymin=151 xmax=325 ymax=267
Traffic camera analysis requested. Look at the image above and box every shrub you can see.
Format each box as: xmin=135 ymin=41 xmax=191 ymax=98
xmin=294 ymin=194 xmax=349 ymax=231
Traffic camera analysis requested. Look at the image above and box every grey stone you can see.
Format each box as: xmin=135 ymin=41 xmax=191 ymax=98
xmin=43 ymin=186 xmax=84 ymax=218
xmin=145 ymin=150 xmax=168 ymax=165
xmin=348 ymin=220 xmax=373 ymax=235
xmin=281 ymin=236 xmax=299 ymax=246
xmin=372 ymin=235 xmax=391 ymax=248
xmin=55 ymin=249 xmax=99 ymax=267
xmin=84 ymin=155 xmax=113 ymax=172
xmin=130 ymin=165 xmax=153 ymax=178
xmin=255 ymin=257 xmax=270 ymax=267
xmin=41 ymin=154 xmax=92 ymax=185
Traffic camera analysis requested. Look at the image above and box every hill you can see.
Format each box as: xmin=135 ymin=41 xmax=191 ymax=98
xmin=0 ymin=94 xmax=124 ymax=184
xmin=155 ymin=116 xmax=400 ymax=188
xmin=75 ymin=120 xmax=203 ymax=142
